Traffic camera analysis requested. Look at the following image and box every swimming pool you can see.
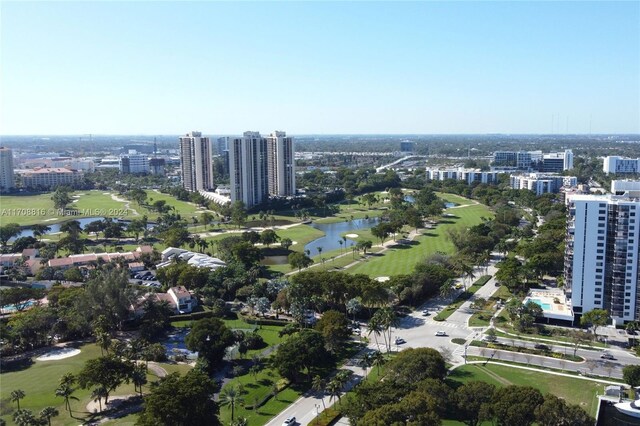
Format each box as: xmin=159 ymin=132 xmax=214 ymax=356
xmin=1 ymin=300 xmax=36 ymax=313
xmin=527 ymin=298 xmax=551 ymax=311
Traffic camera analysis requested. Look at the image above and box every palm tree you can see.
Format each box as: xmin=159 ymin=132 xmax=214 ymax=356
xmin=12 ymin=409 xmax=37 ymax=426
xmin=219 ymin=385 xmax=244 ymax=422
xmin=91 ymin=387 xmax=108 ymax=412
xmin=338 ymin=239 xmax=343 ymax=254
xmin=10 ymin=389 xmax=25 ymax=411
xmin=311 ymin=375 xmax=327 ymax=409
xmin=371 ymin=308 xmax=398 ymax=353
xmin=326 ymin=379 xmax=342 ymax=406
xmin=131 ymin=365 xmax=147 ymax=396
xmin=317 ymin=246 xmax=323 ymax=257
xmin=232 ymin=418 xmax=249 ymax=426
xmin=59 ymin=373 xmax=76 ymax=387
xmin=371 ymin=350 xmax=386 ymax=375
xmin=39 ymin=406 xmax=59 ymax=426
xmin=249 ymin=364 xmax=261 ymax=385
xmin=367 ymin=316 xmax=383 ymax=351
xmin=96 ymin=332 xmax=111 ymax=356
xmin=439 ymin=282 xmax=456 ymax=300
xmin=359 ymin=353 xmax=373 ymax=376
xmin=55 ymin=384 xmax=79 ymax=415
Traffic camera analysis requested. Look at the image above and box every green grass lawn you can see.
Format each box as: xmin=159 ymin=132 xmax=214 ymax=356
xmin=347 ymin=203 xmax=493 ymax=277
xmin=218 ymin=367 xmax=303 ymax=425
xmin=448 ymin=363 xmax=605 ymax=417
xmin=434 ymin=276 xmax=491 ymax=321
xmin=435 ymin=192 xmax=476 ymax=207
xmin=143 ymin=190 xmax=205 ymax=220
xmin=0 ymin=191 xmax=132 ymax=226
xmin=0 ymin=190 xmax=210 ymax=227
xmin=0 ymin=343 xmax=164 ymax=426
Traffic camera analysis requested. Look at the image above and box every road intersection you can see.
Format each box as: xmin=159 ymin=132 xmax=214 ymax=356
xmin=266 ymin=256 xmax=636 ymax=426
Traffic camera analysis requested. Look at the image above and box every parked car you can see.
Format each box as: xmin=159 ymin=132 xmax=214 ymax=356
xmin=395 ymin=337 xmax=406 ymax=345
xmin=600 ymin=353 xmax=615 ymax=360
xmin=534 ymin=343 xmax=550 ymax=351
xmin=435 ymin=331 xmax=447 ymax=337
xmin=282 ymin=416 xmax=296 ymax=426
xmin=421 ymin=310 xmax=430 ymax=316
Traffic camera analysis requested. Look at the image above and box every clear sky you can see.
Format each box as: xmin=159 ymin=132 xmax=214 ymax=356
xmin=1 ymin=1 xmax=638 ymax=135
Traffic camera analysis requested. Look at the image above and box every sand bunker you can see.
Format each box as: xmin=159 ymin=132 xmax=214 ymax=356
xmin=345 ymin=234 xmax=359 ymax=238
xmin=36 ymin=348 xmax=81 ymax=361
xmin=375 ymin=276 xmax=390 ymax=282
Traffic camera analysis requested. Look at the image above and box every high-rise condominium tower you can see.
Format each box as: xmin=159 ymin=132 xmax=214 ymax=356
xmin=266 ymin=131 xmax=296 ymax=197
xmin=0 ymin=147 xmax=15 ymax=192
xmin=229 ymin=132 xmax=268 ymax=208
xmin=564 ymin=192 xmax=640 ymax=325
xmin=179 ymin=131 xmax=213 ymax=192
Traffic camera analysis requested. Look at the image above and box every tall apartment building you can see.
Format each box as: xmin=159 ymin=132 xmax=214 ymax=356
xmin=119 ymin=153 xmax=149 ymax=174
xmin=564 ymin=193 xmax=640 ymax=325
xmin=0 ymin=147 xmax=15 ymax=192
xmin=266 ymin=131 xmax=296 ymax=197
xmin=603 ymin=156 xmax=640 ymax=175
xmin=179 ymin=131 xmax=214 ymax=192
xmin=228 ymin=130 xmax=296 ymax=209
xmin=229 ymin=132 xmax=268 ymax=208
xmin=216 ymin=137 xmax=230 ymax=175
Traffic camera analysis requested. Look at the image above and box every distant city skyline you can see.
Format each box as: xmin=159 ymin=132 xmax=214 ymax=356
xmin=1 ymin=1 xmax=638 ymax=135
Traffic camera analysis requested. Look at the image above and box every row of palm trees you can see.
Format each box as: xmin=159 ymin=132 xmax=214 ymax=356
xmin=10 ymin=389 xmax=59 ymax=426
xmin=367 ymin=307 xmax=400 ymax=353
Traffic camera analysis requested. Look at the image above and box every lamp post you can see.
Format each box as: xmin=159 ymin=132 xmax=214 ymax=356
xmin=315 ymin=403 xmax=320 ymax=420
xmin=464 ymin=345 xmax=468 ymax=364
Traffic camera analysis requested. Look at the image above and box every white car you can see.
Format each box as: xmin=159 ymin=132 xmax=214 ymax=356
xmin=435 ymin=331 xmax=447 ymax=337
xmin=421 ymin=310 xmax=430 ymax=316
xmin=282 ymin=416 xmax=296 ymax=426
xmin=395 ymin=337 xmax=406 ymax=345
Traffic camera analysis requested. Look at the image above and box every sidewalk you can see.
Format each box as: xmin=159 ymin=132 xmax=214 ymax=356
xmin=456 ymin=360 xmax=623 ymax=385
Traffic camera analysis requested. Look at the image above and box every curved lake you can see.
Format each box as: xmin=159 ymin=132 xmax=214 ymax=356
xmin=13 ymin=217 xmax=153 ymax=240
xmin=304 ymin=217 xmax=381 ymax=255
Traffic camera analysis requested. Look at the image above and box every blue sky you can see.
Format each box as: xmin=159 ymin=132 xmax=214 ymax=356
xmin=1 ymin=1 xmax=638 ymax=135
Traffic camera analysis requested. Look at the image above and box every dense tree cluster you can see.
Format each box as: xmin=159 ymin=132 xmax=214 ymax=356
xmin=342 ymin=349 xmax=593 ymax=426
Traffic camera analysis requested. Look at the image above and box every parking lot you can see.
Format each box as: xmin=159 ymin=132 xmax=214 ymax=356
xmin=129 ymin=270 xmax=161 ymax=288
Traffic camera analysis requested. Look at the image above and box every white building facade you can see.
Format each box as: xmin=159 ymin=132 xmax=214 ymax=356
xmin=229 ymin=131 xmax=268 ymax=208
xmin=266 ymin=131 xmax=296 ymax=197
xmin=603 ymin=156 xmax=640 ymax=175
xmin=510 ymin=173 xmax=577 ymax=196
xmin=564 ymin=193 xmax=640 ymax=325
xmin=0 ymin=147 xmax=15 ymax=192
xmin=425 ymin=167 xmax=503 ymax=184
xmin=119 ymin=153 xmax=149 ymax=174
xmin=179 ymin=131 xmax=214 ymax=192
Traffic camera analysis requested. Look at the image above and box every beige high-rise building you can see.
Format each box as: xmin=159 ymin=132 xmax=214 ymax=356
xmin=266 ymin=131 xmax=296 ymax=197
xmin=229 ymin=131 xmax=268 ymax=208
xmin=0 ymin=147 xmax=15 ymax=192
xmin=179 ymin=132 xmax=213 ymax=192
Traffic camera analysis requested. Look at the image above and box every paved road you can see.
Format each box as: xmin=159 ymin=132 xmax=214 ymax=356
xmin=265 ymin=349 xmax=373 ymax=426
xmin=265 ymin=253 xmax=637 ymax=425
